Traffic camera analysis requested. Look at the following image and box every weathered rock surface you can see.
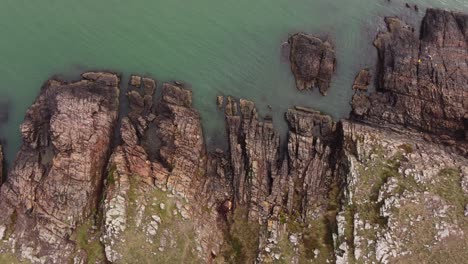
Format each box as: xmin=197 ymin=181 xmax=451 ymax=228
xmin=352 ymin=9 xmax=468 ymax=143
xmin=352 ymin=69 xmax=371 ymax=91
xmin=289 ymin=33 xmax=337 ymax=95
xmin=0 ymin=72 xmax=120 ymax=263
xmin=102 ymin=80 xmax=230 ymax=263
xmin=222 ymin=96 xmax=340 ymax=262
xmin=0 ymin=101 xmax=8 ymax=124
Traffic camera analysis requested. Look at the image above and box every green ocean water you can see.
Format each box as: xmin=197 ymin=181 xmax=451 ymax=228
xmin=0 ymin=0 xmax=467 ymax=163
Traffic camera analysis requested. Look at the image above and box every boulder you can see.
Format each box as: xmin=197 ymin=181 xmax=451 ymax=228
xmin=288 ymin=33 xmax=337 ymax=95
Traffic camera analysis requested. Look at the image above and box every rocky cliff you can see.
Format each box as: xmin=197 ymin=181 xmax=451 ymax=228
xmin=0 ymin=7 xmax=466 ymax=264
xmin=0 ymin=144 xmax=3 ymax=183
xmin=334 ymin=120 xmax=467 ymax=264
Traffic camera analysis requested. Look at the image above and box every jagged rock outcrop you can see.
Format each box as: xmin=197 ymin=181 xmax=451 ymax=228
xmin=285 ymin=107 xmax=337 ymax=218
xmin=352 ymin=9 xmax=468 ymax=145
xmin=225 ymin=97 xmax=281 ymax=220
xmin=334 ymin=120 xmax=468 ymax=264
xmin=289 ymin=33 xmax=337 ymax=95
xmin=0 ymin=72 xmax=120 ymax=263
xmin=222 ymin=96 xmax=340 ymax=262
xmin=352 ymin=69 xmax=371 ymax=91
xmin=351 ymin=68 xmax=372 ymax=117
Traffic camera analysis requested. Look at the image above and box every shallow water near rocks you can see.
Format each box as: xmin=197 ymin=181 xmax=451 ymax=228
xmin=0 ymin=0 xmax=467 ymax=163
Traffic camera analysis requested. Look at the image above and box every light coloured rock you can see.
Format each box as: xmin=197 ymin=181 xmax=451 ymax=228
xmin=130 ymin=75 xmax=142 ymax=87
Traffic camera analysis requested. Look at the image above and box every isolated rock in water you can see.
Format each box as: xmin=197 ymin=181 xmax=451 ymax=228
xmin=353 ymin=9 xmax=468 ymax=141
xmin=352 ymin=69 xmax=371 ymax=91
xmin=0 ymin=72 xmax=119 ymax=263
xmin=216 ymin=95 xmax=224 ymax=109
xmin=289 ymin=33 xmax=336 ymax=95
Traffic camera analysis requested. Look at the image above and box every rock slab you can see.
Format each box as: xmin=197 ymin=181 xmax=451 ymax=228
xmin=289 ymin=33 xmax=336 ymax=95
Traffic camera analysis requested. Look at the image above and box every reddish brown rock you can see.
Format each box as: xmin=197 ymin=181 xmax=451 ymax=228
xmin=223 ymin=97 xmax=340 ymax=261
xmin=102 ymin=82 xmax=230 ymax=263
xmin=352 ymin=9 xmax=468 ymax=141
xmin=0 ymin=72 xmax=120 ymax=263
xmin=142 ymin=77 xmax=156 ymax=95
xmin=289 ymin=33 xmax=337 ymax=95
xmin=0 ymin=144 xmax=3 ymax=183
xmin=353 ymin=69 xmax=372 ymax=91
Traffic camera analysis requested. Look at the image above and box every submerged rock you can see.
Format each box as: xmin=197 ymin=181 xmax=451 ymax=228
xmin=0 ymin=72 xmax=120 ymax=263
xmin=0 ymin=7 xmax=466 ymax=264
xmin=288 ymin=33 xmax=336 ymax=95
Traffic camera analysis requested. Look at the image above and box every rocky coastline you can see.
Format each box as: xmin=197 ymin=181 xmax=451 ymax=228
xmin=0 ymin=8 xmax=466 ymax=264
xmin=289 ymin=33 xmax=337 ymax=95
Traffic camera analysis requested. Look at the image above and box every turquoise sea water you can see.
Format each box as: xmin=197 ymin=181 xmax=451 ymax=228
xmin=0 ymin=0 xmax=467 ymax=163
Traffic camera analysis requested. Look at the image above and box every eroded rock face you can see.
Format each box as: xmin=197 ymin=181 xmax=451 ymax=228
xmin=352 ymin=9 xmax=468 ymax=142
xmin=352 ymin=69 xmax=371 ymax=91
xmin=0 ymin=72 xmax=120 ymax=263
xmin=102 ymin=80 xmax=230 ymax=263
xmin=222 ymin=96 xmax=340 ymax=262
xmin=289 ymin=33 xmax=337 ymax=95
xmin=334 ymin=120 xmax=468 ymax=264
